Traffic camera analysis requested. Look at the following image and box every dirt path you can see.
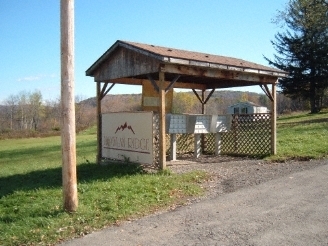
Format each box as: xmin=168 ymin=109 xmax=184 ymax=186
xmin=61 ymin=158 xmax=328 ymax=246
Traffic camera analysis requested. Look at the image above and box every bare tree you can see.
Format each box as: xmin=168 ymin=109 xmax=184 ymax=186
xmin=4 ymin=94 xmax=19 ymax=130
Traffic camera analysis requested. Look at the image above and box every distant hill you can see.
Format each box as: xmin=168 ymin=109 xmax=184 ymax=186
xmin=79 ymin=90 xmax=270 ymax=115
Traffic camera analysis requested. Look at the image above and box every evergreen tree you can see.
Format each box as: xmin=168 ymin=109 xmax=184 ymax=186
xmin=265 ymin=0 xmax=328 ymax=113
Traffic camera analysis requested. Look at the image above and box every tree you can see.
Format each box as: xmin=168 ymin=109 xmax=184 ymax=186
xmin=240 ymin=92 xmax=249 ymax=102
xmin=4 ymin=94 xmax=19 ymax=130
xmin=265 ymin=0 xmax=328 ymax=113
xmin=172 ymin=92 xmax=198 ymax=114
xmin=28 ymin=91 xmax=43 ymax=131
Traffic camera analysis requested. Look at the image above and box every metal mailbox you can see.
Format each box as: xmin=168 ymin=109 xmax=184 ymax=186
xmin=187 ymin=114 xmax=217 ymax=133
xmin=216 ymin=115 xmax=232 ymax=132
xmin=166 ymin=114 xmax=187 ymax=133
xmin=166 ymin=114 xmax=232 ymax=134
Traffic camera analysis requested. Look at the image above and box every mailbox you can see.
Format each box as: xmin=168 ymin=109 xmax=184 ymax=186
xmin=166 ymin=114 xmax=232 ymax=134
xmin=187 ymin=115 xmax=217 ymax=133
xmin=166 ymin=114 xmax=187 ymax=133
xmin=216 ymin=115 xmax=232 ymax=132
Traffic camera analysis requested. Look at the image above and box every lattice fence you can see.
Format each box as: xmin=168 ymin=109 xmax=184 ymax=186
xmin=166 ymin=134 xmax=194 ymax=155
xmin=166 ymin=114 xmax=272 ymax=157
xmin=209 ymin=113 xmax=272 ymax=156
xmin=153 ymin=113 xmax=160 ymax=167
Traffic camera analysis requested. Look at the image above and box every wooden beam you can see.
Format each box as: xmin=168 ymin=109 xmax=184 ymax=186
xmin=165 ymin=75 xmax=180 ymax=93
xmin=260 ymin=84 xmax=274 ymax=102
xmin=170 ymin=81 xmax=206 ymax=90
xmin=159 ymin=71 xmax=166 ymax=170
xmin=108 ymin=77 xmax=206 ymax=90
xmin=109 ymin=77 xmax=144 ymax=85
xmin=147 ymin=74 xmax=159 ymax=93
xmin=192 ymin=89 xmax=203 ymax=104
xmin=201 ymin=90 xmax=205 ymax=114
xmin=96 ymin=82 xmax=102 ymax=164
xmin=192 ymin=88 xmax=215 ymax=105
xmin=60 ymin=0 xmax=78 ymax=212
xmin=163 ymin=63 xmax=278 ymax=84
xmin=101 ymin=83 xmax=115 ymax=100
xmin=100 ymin=82 xmax=108 ymax=98
xmin=201 ymin=90 xmax=205 ymax=153
xmin=204 ymin=88 xmax=215 ymax=104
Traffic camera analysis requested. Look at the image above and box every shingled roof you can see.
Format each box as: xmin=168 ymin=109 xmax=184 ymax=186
xmin=86 ymin=40 xmax=286 ymax=90
xmin=121 ymin=41 xmax=282 ymax=74
xmin=87 ymin=40 xmax=284 ymax=77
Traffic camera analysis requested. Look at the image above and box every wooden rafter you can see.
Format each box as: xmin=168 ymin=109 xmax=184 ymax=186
xmin=100 ymin=82 xmax=115 ymax=100
xmin=192 ymin=89 xmax=203 ymax=104
xmin=204 ymin=88 xmax=215 ymax=104
xmin=192 ymin=88 xmax=215 ymax=104
xmin=260 ymin=84 xmax=274 ymax=102
xmin=146 ymin=74 xmax=159 ymax=93
xmin=163 ymin=63 xmax=278 ymax=84
xmin=165 ymin=75 xmax=180 ymax=93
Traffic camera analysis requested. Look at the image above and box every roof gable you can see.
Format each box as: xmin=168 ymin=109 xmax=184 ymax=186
xmin=86 ymin=40 xmax=286 ymax=91
xmin=86 ymin=40 xmax=286 ymax=77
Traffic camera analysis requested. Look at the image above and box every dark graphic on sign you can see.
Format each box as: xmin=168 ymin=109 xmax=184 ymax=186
xmin=115 ymin=122 xmax=135 ymax=134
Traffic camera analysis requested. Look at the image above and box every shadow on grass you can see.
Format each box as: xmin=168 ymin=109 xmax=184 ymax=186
xmin=1 ymin=139 xmax=97 ymax=160
xmin=0 ymin=144 xmax=62 ymax=161
xmin=0 ymin=162 xmax=144 ymax=199
xmin=278 ymin=118 xmax=328 ymax=126
xmin=278 ymin=110 xmax=328 ymax=122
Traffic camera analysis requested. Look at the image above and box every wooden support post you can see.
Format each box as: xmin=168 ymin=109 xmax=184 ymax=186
xmin=201 ymin=89 xmax=205 ymax=114
xmin=271 ymin=82 xmax=277 ymax=155
xmin=170 ymin=133 xmax=177 ymax=161
xmin=60 ymin=0 xmax=78 ymax=212
xmin=96 ymin=82 xmax=102 ymax=164
xmin=159 ymin=71 xmax=166 ymax=169
xmin=201 ymin=90 xmax=205 ymax=153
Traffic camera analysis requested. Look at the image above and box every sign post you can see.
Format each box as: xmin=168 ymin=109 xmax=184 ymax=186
xmin=60 ymin=0 xmax=78 ymax=212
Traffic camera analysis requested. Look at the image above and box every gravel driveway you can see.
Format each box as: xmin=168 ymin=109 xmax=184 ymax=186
xmin=168 ymin=155 xmax=327 ymax=199
xmin=61 ymin=156 xmax=328 ymax=246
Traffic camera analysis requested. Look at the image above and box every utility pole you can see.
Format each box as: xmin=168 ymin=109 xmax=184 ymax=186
xmin=60 ymin=0 xmax=78 ymax=212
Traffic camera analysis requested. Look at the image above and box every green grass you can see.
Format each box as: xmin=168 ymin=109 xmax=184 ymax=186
xmin=0 ymin=127 xmax=207 ymax=245
xmin=1 ymin=111 xmax=327 ymax=245
xmin=274 ymin=109 xmax=328 ymax=161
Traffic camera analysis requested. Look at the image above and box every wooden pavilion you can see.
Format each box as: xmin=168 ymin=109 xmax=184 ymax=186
xmin=86 ymin=40 xmax=286 ymax=169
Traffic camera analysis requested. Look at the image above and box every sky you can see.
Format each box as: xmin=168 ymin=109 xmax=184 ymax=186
xmin=0 ymin=0 xmax=288 ymax=103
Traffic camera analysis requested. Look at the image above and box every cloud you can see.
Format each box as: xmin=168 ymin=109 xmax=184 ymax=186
xmin=17 ymin=74 xmax=57 ymax=82
xmin=17 ymin=76 xmax=41 ymax=82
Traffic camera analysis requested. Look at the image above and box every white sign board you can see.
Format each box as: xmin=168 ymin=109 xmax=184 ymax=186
xmin=102 ymin=112 xmax=153 ymax=164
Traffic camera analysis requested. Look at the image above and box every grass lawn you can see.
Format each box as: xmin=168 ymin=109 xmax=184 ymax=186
xmin=0 ymin=127 xmax=208 ymax=245
xmin=275 ymin=109 xmax=328 ymax=160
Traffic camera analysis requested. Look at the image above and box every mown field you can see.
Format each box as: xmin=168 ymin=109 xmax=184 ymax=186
xmin=275 ymin=109 xmax=328 ymax=160
xmin=0 ymin=110 xmax=327 ymax=245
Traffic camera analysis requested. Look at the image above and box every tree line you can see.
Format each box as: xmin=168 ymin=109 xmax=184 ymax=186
xmin=0 ymin=91 xmax=95 ymax=138
xmin=1 ymin=89 xmax=323 ymax=139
